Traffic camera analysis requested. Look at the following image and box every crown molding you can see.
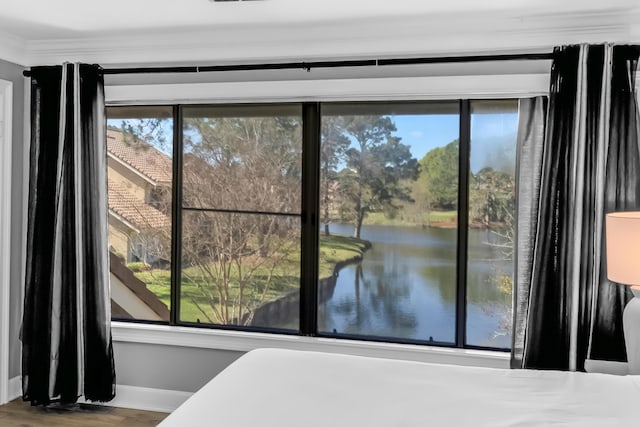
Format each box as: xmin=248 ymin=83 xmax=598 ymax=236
xmin=7 ymin=8 xmax=635 ymax=67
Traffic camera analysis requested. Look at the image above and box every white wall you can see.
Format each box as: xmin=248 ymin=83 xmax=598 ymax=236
xmin=113 ymin=342 xmax=242 ymax=393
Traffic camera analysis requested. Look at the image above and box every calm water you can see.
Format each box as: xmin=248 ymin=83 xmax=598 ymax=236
xmin=318 ymin=224 xmax=513 ymax=349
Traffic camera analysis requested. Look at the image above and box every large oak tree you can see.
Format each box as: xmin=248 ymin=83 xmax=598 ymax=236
xmin=336 ymin=116 xmax=419 ymax=238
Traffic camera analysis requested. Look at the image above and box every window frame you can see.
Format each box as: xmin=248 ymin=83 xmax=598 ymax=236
xmin=106 ymin=72 xmax=548 ymax=363
xmin=175 ymin=103 xmax=306 ymax=330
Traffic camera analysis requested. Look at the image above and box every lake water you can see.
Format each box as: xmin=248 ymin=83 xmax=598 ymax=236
xmin=317 ymin=224 xmax=513 ymax=349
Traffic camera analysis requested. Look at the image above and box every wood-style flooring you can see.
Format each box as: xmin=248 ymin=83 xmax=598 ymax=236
xmin=0 ymin=399 xmax=168 ymax=426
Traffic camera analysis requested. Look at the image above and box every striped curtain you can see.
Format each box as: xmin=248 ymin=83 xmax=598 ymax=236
xmin=512 ymin=44 xmax=640 ymax=371
xmin=22 ymin=63 xmax=115 ymax=405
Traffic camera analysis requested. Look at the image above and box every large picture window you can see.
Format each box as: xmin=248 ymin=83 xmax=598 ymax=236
xmin=107 ymin=100 xmax=518 ymax=350
xmin=179 ymin=105 xmax=302 ymax=329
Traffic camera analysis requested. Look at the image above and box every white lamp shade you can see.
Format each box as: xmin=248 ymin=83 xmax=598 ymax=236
xmin=606 ymin=211 xmax=640 ymax=286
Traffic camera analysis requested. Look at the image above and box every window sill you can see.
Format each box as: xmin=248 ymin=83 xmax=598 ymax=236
xmin=111 ymin=321 xmax=510 ymax=369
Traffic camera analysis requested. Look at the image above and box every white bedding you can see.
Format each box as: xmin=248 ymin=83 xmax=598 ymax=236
xmin=159 ymin=348 xmax=640 ymax=426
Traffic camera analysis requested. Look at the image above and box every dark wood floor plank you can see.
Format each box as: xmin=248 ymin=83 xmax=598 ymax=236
xmin=0 ymin=399 xmax=168 ymax=426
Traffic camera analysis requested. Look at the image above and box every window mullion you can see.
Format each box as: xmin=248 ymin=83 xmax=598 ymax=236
xmin=170 ymin=105 xmax=184 ymax=325
xmin=456 ymin=99 xmax=471 ymax=348
xmin=300 ymin=102 xmax=321 ymax=336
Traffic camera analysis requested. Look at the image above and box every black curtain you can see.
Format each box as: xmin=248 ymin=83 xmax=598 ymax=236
xmin=22 ymin=63 xmax=115 ymax=405
xmin=512 ymin=44 xmax=640 ymax=371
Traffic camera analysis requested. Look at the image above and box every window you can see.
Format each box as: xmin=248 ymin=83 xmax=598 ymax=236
xmin=179 ymin=105 xmax=302 ymax=329
xmin=318 ymin=102 xmax=459 ymax=344
xmin=107 ymin=106 xmax=173 ymax=322
xmin=467 ymin=100 xmax=517 ymax=348
xmin=107 ymin=100 xmax=517 ymax=350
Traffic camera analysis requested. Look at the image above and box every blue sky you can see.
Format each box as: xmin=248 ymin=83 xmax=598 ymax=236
xmin=391 ymin=114 xmax=459 ymax=160
xmin=389 ymin=112 xmax=519 ymax=174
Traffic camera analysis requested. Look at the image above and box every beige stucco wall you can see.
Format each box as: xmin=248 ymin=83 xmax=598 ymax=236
xmin=107 ymin=157 xmax=152 ymax=202
xmin=109 ymin=218 xmax=132 ymax=261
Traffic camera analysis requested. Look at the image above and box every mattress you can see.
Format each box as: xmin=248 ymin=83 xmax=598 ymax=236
xmin=159 ymin=348 xmax=640 ymax=426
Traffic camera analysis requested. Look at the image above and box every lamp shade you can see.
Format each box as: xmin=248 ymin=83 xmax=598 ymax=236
xmin=606 ymin=212 xmax=640 ymax=286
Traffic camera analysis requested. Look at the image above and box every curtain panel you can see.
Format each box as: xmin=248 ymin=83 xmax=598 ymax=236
xmin=22 ymin=63 xmax=115 ymax=405
xmin=512 ymin=44 xmax=640 ymax=371
xmin=511 ymin=96 xmax=548 ymax=368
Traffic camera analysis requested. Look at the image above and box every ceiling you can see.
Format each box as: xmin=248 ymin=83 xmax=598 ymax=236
xmin=0 ymin=0 xmax=636 ymax=39
xmin=0 ymin=0 xmax=638 ymax=67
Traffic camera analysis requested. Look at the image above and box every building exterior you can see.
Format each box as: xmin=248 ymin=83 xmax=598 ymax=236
xmin=106 ymin=128 xmax=172 ymax=321
xmin=107 ymin=128 xmax=172 ymax=264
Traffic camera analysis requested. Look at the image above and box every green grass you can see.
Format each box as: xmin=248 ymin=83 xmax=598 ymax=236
xmin=133 ymin=234 xmax=369 ymax=324
xmin=364 ymin=210 xmax=457 ymax=227
xmin=318 ymin=233 xmax=370 ymax=279
xmin=427 ymin=210 xmax=458 ymax=223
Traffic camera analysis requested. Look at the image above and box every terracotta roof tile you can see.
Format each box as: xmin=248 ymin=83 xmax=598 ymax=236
xmin=108 ymin=181 xmax=171 ymax=230
xmin=107 ymin=129 xmax=172 ymax=184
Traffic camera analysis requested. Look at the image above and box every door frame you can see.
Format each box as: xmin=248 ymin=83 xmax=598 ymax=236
xmin=0 ymin=78 xmax=13 ymax=405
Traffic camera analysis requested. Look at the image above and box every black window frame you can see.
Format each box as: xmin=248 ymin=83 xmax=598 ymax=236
xmin=107 ymin=99 xmax=514 ymax=353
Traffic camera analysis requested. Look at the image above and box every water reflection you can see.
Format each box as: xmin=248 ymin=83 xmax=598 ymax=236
xmin=318 ymin=224 xmax=512 ymax=348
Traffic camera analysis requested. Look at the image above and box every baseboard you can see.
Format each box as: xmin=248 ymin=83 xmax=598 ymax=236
xmin=83 ymin=384 xmax=192 ymax=414
xmin=8 ymin=376 xmax=190 ymax=414
xmin=8 ymin=376 xmax=21 ymax=401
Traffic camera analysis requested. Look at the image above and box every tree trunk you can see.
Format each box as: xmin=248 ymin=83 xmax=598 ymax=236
xmin=324 ymin=223 xmax=330 ymax=236
xmin=354 ymin=264 xmax=362 ymax=323
xmin=354 ymin=209 xmax=364 ymax=239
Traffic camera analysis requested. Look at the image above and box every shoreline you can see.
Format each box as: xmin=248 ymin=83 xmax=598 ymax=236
xmin=247 ymin=238 xmax=372 ymax=326
xmin=361 ymin=220 xmax=509 ymax=231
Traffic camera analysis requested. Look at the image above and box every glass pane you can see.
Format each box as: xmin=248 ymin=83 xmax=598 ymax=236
xmin=318 ymin=102 xmax=459 ymax=344
xmin=466 ymin=100 xmax=517 ymax=348
xmin=182 ymin=105 xmax=302 ymax=213
xmin=180 ymin=211 xmax=300 ymax=330
xmin=106 ymin=106 xmax=173 ymax=321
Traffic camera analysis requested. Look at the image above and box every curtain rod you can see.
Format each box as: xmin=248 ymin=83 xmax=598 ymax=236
xmin=22 ymin=52 xmax=554 ymax=77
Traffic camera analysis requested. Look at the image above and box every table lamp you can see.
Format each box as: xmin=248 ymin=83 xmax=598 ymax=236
xmin=605 ymin=211 xmax=640 ymax=375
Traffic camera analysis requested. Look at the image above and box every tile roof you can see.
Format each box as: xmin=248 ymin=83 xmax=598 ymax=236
xmin=107 ymin=129 xmax=172 ymax=184
xmin=108 ymin=181 xmax=171 ymax=230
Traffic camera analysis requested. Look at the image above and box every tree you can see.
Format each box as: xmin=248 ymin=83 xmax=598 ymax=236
xmin=402 ymin=172 xmax=432 ymax=226
xmin=320 ymin=117 xmax=350 ymax=236
xmin=115 ymin=118 xmax=170 ymax=154
xmin=337 ymin=116 xmax=419 ymax=238
xmin=420 ymin=139 xmax=459 ymax=210
xmin=180 ymin=115 xmax=302 ymax=325
xmin=469 ymin=166 xmax=515 ymax=228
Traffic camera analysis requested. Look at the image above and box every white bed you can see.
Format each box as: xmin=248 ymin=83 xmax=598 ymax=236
xmin=159 ymin=348 xmax=640 ymax=426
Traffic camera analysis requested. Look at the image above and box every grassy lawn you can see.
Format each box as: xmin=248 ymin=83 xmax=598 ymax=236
xmin=131 ymin=233 xmax=369 ymax=324
xmin=428 ymin=210 xmax=458 ymax=223
xmin=364 ymin=210 xmax=457 ymax=227
xmin=318 ymin=234 xmax=370 ymax=279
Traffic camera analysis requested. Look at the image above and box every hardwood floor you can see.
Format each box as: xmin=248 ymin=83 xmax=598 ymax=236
xmin=0 ymin=399 xmax=168 ymax=426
